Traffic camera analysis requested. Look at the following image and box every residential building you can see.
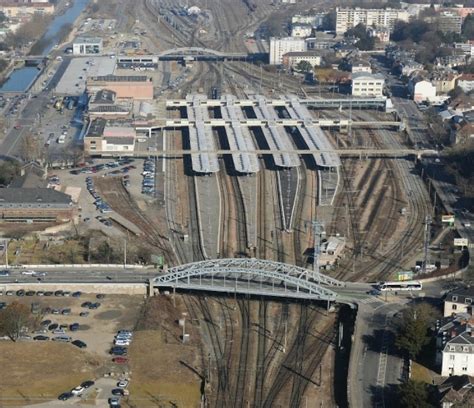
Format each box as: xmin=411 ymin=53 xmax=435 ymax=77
xmin=435 ymin=55 xmax=469 ymax=69
xmin=438 ymin=11 xmax=463 ymax=34
xmin=432 ymin=72 xmax=460 ymax=94
xmin=351 ymin=72 xmax=385 ymax=97
xmin=86 ymin=75 xmax=154 ymax=100
xmin=454 ymin=42 xmax=474 ymax=57
xmin=269 ymin=37 xmax=306 ymax=65
xmin=84 ymin=118 xmax=136 ymax=154
xmin=445 ymin=288 xmax=474 ymax=317
xmin=0 ymin=1 xmax=54 ymax=17
xmin=437 ymin=375 xmax=474 ymax=407
xmin=291 ymin=23 xmax=312 ymax=38
xmin=367 ymin=27 xmax=391 ymax=44
xmin=435 ymin=316 xmax=474 ymax=377
xmin=457 ymin=74 xmax=474 ymax=93
xmin=335 ymin=7 xmax=409 ymax=35
xmin=409 ymin=77 xmax=437 ymax=103
xmin=72 ymin=36 xmax=103 ymax=56
xmin=351 ymin=60 xmax=372 ymax=74
xmin=282 ymin=51 xmax=322 ymax=69
xmin=0 ymin=188 xmax=76 ymax=223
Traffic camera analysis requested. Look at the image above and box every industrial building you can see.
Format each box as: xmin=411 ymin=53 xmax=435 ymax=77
xmin=86 ymin=75 xmax=154 ymax=100
xmin=72 ymin=36 xmax=103 ymax=56
xmin=0 ymin=188 xmax=76 ymax=223
xmin=84 ymin=118 xmax=137 ymax=154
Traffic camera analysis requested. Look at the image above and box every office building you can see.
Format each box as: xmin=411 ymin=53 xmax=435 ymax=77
xmin=351 ymin=72 xmax=385 ymax=97
xmin=269 ymin=37 xmax=306 ymax=65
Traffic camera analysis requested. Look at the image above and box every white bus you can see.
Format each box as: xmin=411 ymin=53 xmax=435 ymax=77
xmin=378 ymin=280 xmax=422 ymax=291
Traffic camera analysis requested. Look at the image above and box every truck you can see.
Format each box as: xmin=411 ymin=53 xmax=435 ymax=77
xmin=57 ymin=134 xmax=66 ymax=144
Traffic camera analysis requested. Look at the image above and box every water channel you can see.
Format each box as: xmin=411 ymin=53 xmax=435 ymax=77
xmin=0 ymin=0 xmax=90 ymax=93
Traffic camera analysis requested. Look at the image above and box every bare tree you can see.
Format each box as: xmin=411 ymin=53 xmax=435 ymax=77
xmin=0 ymin=301 xmax=34 ymax=341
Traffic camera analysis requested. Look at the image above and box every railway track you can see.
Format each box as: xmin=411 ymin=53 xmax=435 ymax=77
xmin=187 ymin=175 xmax=206 ymax=261
xmin=233 ymin=297 xmax=251 ymax=407
xmin=253 ymin=300 xmax=268 ymax=406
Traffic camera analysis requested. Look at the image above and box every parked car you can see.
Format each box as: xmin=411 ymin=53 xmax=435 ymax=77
xmin=111 ymin=388 xmax=125 ymax=396
xmin=117 ymin=379 xmax=129 ymax=388
xmin=72 ymin=340 xmax=87 ymax=349
xmin=81 ymin=380 xmax=95 ymax=388
xmin=33 ymin=335 xmax=49 ymax=341
xmin=69 ymin=323 xmax=80 ymax=331
xmin=112 ymin=357 xmax=128 ymax=364
xmin=58 ymin=392 xmax=73 ymax=401
xmin=71 ymin=386 xmax=84 ymax=395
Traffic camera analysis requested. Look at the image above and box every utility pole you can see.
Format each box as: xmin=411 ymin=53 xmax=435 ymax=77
xmin=422 ymin=215 xmax=432 ymax=273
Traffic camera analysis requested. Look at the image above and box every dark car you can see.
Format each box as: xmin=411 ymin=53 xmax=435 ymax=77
xmin=41 ymin=319 xmax=52 ymax=327
xmin=89 ymin=302 xmax=101 ymax=309
xmin=54 ymin=290 xmax=63 ymax=297
xmin=58 ymin=392 xmax=73 ymax=401
xmin=81 ymin=301 xmax=92 ymax=308
xmin=72 ymin=291 xmax=82 ymax=298
xmin=43 ymin=291 xmax=53 ymax=296
xmin=96 ymin=294 xmax=105 ymax=299
xmin=25 ymin=290 xmax=35 ymax=296
xmin=80 ymin=311 xmax=90 ymax=317
xmin=61 ymin=308 xmax=71 ymax=315
xmin=81 ymin=380 xmax=95 ymax=389
xmin=16 ymin=290 xmax=25 ymax=297
xmin=110 ymin=346 xmax=128 ymax=356
xmin=48 ymin=323 xmax=59 ymax=331
xmin=33 ymin=335 xmax=49 ymax=341
xmin=111 ymin=388 xmax=124 ymax=396
xmin=69 ymin=323 xmax=80 ymax=331
xmin=72 ymin=339 xmax=87 ymax=349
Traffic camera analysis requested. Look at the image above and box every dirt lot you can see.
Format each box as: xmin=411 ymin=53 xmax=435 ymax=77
xmin=0 ymin=293 xmax=144 ymax=406
xmin=0 ymin=342 xmax=101 ymax=406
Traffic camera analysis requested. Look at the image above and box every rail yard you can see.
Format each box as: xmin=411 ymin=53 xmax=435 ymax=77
xmin=1 ymin=0 xmax=464 ymax=406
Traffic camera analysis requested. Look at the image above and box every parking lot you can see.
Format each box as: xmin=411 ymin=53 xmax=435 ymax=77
xmin=0 ymin=290 xmax=143 ymax=406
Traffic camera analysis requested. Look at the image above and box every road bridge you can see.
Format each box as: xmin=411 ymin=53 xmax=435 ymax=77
xmin=152 ymin=258 xmax=344 ymax=301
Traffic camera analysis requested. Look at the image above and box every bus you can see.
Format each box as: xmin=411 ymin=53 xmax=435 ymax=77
xmin=378 ymin=280 xmax=422 ymax=292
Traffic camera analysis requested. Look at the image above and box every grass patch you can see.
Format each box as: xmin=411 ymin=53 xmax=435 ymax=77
xmin=0 ymin=341 xmax=102 ymax=406
xmin=411 ymin=361 xmax=434 ymax=384
xmin=128 ymin=330 xmax=202 ymax=408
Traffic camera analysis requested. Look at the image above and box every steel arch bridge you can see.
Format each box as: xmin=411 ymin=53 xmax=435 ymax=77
xmin=157 ymin=47 xmax=248 ymax=59
xmin=152 ymin=258 xmax=344 ymax=301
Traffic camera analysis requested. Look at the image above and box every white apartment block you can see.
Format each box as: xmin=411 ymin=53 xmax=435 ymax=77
xmin=336 ymin=7 xmax=410 ymax=35
xmin=292 ymin=13 xmax=326 ymax=28
xmin=438 ymin=322 xmax=474 ymax=377
xmin=291 ymin=23 xmax=313 ymax=38
xmin=351 ymin=72 xmax=385 ymax=97
xmin=269 ymin=37 xmax=306 ymax=65
xmin=282 ymin=52 xmax=322 ymax=68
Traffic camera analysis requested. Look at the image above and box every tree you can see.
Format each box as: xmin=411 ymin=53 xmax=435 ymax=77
xmin=345 ymin=23 xmax=375 ymax=51
xmin=0 ymin=302 xmax=34 ymax=341
xmin=462 ymin=13 xmax=474 ymax=41
xmin=395 ymin=303 xmax=439 ymax=359
xmin=0 ymin=12 xmax=7 ymax=25
xmin=295 ymin=60 xmax=312 ymax=73
xmin=398 ymin=380 xmax=433 ymax=408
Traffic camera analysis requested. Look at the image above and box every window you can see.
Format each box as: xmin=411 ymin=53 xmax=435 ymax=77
xmin=453 ymin=304 xmax=457 ymax=310
xmin=463 ymin=367 xmax=468 ymax=371
xmin=450 ymin=355 xmax=456 ymax=360
xmin=466 ymin=298 xmax=472 ymax=304
xmin=453 ymin=296 xmax=458 ymax=302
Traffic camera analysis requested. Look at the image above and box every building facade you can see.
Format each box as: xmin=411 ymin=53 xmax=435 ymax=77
xmin=72 ymin=37 xmax=103 ymax=55
xmin=457 ymin=74 xmax=474 ymax=93
xmin=335 ymin=7 xmax=409 ymax=35
xmin=445 ymin=288 xmax=474 ymax=317
xmin=291 ymin=23 xmax=312 ymax=38
xmin=84 ymin=118 xmax=137 ymax=154
xmin=438 ymin=11 xmax=463 ymax=34
xmin=269 ymin=37 xmax=306 ymax=65
xmin=0 ymin=188 xmax=76 ymax=223
xmin=282 ymin=51 xmax=322 ymax=68
xmin=351 ymin=72 xmax=385 ymax=97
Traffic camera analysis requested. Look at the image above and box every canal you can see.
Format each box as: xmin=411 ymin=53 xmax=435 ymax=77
xmin=0 ymin=0 xmax=90 ymax=93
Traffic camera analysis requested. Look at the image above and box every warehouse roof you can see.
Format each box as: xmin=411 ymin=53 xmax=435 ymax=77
xmin=0 ymin=188 xmax=72 ymax=205
xmin=74 ymin=36 xmax=103 ymax=45
xmin=90 ymin=75 xmax=148 ymax=82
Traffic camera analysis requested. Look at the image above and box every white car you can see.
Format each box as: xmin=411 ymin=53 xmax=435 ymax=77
xmin=32 ymin=271 xmax=47 ymax=277
xmin=114 ymin=339 xmax=130 ymax=346
xmin=71 ymin=386 xmax=84 ymax=395
xmin=117 ymin=379 xmax=129 ymax=388
xmin=21 ymin=270 xmax=35 ymax=275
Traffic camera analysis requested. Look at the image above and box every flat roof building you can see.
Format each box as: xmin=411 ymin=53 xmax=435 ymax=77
xmin=351 ymin=72 xmax=385 ymax=97
xmin=72 ymin=36 xmax=103 ymax=56
xmin=84 ymin=118 xmax=137 ymax=154
xmin=86 ymin=75 xmax=153 ymax=100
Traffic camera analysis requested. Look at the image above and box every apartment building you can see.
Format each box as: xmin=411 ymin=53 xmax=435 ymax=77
xmin=351 ymin=72 xmax=385 ymax=97
xmin=282 ymin=51 xmax=322 ymax=69
xmin=269 ymin=37 xmax=306 ymax=65
xmin=438 ymin=11 xmax=463 ymax=34
xmin=335 ymin=7 xmax=409 ymax=35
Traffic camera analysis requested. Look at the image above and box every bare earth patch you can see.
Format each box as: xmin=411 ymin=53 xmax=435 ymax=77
xmin=0 ymin=342 xmax=103 ymax=406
